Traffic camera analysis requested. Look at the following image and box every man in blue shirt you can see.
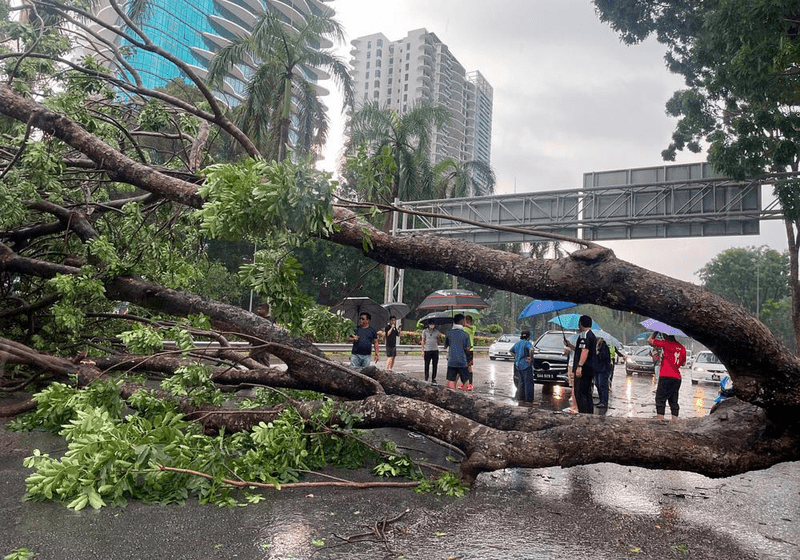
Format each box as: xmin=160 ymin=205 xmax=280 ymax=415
xmin=348 ymin=312 xmax=379 ymax=370
xmin=444 ymin=314 xmax=472 ymax=390
xmin=510 ymin=330 xmax=536 ymax=404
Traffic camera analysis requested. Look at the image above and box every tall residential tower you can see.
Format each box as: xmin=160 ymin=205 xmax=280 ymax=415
xmin=349 ymin=28 xmax=493 ymax=194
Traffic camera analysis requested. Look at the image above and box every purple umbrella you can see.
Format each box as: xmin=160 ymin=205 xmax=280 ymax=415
xmin=640 ymin=318 xmax=687 ymax=337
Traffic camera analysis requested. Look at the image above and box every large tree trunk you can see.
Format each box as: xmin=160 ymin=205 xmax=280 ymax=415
xmin=326 ymin=206 xmax=800 ymax=427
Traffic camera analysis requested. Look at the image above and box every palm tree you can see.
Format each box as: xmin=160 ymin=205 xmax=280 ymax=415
xmin=208 ymin=11 xmax=354 ymax=161
xmin=346 ymin=99 xmax=450 ymax=202
xmin=433 ymin=157 xmax=496 ymax=199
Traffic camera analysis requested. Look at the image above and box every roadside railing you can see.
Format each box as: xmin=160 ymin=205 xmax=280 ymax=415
xmin=164 ymin=341 xmax=488 ymax=355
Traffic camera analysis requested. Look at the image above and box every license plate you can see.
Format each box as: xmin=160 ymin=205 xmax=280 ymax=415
xmin=537 ymin=373 xmax=555 ymax=380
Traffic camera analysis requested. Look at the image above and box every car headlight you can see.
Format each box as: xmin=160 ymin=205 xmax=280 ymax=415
xmin=694 ymin=366 xmax=705 ymax=372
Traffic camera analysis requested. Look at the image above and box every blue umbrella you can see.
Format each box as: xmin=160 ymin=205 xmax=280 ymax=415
xmin=517 ymin=299 xmax=576 ymax=320
xmin=549 ymin=313 xmax=601 ymax=330
xmin=640 ymin=318 xmax=687 ymax=337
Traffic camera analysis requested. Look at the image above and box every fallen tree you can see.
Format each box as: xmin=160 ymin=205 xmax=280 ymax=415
xmin=0 ymin=17 xmax=798 ymax=499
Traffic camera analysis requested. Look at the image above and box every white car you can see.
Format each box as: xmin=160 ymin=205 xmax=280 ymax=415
xmin=691 ymin=350 xmax=727 ymax=385
xmin=488 ymin=334 xmax=520 ymax=361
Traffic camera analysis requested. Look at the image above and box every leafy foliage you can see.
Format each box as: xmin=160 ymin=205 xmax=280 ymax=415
xmin=13 ymin=380 xmax=461 ymax=510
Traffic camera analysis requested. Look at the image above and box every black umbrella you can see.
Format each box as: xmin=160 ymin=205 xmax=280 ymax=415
xmin=417 ymin=312 xmax=456 ymax=326
xmin=382 ymin=302 xmax=411 ymax=319
xmin=331 ymin=297 xmax=389 ymax=326
xmin=417 ymin=289 xmax=490 ymax=312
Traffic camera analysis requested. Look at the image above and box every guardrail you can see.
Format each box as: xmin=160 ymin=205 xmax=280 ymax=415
xmin=165 ymin=341 xmax=489 ymax=355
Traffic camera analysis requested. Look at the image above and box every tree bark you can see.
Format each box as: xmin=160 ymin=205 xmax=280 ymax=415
xmin=326 ymin=207 xmax=800 ymax=427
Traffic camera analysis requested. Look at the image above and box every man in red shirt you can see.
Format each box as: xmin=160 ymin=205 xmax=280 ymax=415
xmin=647 ymin=331 xmax=687 ymax=419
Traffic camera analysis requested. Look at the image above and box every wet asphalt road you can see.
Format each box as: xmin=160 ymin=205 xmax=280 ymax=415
xmin=1 ymin=355 xmax=798 ymax=559
xmin=386 ymin=353 xmax=717 ymax=419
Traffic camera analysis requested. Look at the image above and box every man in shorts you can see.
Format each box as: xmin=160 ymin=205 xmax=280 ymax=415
xmin=444 ymin=314 xmax=472 ymax=390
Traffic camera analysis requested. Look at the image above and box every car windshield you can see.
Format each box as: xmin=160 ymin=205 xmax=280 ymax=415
xmin=633 ymin=346 xmax=651 ymax=356
xmin=696 ymin=352 xmax=721 ymax=364
xmin=497 ymin=335 xmax=519 ymax=344
xmin=535 ymin=332 xmax=570 ymax=351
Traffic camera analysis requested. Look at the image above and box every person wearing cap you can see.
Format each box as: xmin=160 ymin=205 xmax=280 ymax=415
xmin=510 ymin=330 xmax=536 ymax=405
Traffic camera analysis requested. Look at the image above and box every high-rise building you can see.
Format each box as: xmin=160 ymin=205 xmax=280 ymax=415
xmin=88 ymin=0 xmax=333 ymax=102
xmin=349 ymin=28 xmax=493 ymax=194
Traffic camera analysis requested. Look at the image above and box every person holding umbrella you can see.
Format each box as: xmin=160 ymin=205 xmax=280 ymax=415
xmin=444 ymin=314 xmax=472 ymax=390
xmin=566 ymin=315 xmax=598 ymax=414
xmin=348 ymin=312 xmax=380 ymax=370
xmin=647 ymin=331 xmax=687 ymax=420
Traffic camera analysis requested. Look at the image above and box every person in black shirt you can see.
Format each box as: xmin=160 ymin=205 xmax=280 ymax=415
xmin=348 ymin=312 xmax=379 ymax=369
xmin=384 ymin=316 xmax=399 ymax=371
xmin=570 ymin=315 xmax=597 ymax=414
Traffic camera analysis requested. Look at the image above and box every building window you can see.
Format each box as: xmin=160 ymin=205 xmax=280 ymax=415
xmin=403 ymin=94 xmax=407 ymax=102
xmin=406 ymin=53 xmax=410 ymax=60
xmin=367 ymin=51 xmax=371 ymax=59
xmin=404 ymin=84 xmax=408 ymax=91
xmin=366 ymin=61 xmax=370 ymax=69
xmin=405 ymin=63 xmax=409 ymax=71
xmin=375 ymin=59 xmax=381 ymax=68
xmin=376 ymin=49 xmax=382 ymax=57
xmin=374 ymin=91 xmax=380 ymax=99
xmin=374 ymin=79 xmax=380 ymax=88
xmin=375 ymin=69 xmax=381 ymax=78
xmin=365 ymin=72 xmax=369 ymax=79
xmin=368 ymin=41 xmax=372 ymax=49
xmin=377 ymin=39 xmax=383 ymax=47
xmin=405 ymin=74 xmax=409 ymax=81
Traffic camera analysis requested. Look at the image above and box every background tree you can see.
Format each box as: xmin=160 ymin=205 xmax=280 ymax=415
xmin=593 ymin=0 xmax=800 ymax=352
xmin=207 ymin=11 xmax=354 ymax=162
xmin=433 ymin=157 xmax=497 ymax=198
xmin=345 ymin=100 xmax=450 ymax=203
xmin=698 ymin=246 xmax=791 ymax=349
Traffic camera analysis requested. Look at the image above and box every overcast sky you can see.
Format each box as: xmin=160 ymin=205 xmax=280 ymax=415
xmin=319 ymin=0 xmax=788 ymax=284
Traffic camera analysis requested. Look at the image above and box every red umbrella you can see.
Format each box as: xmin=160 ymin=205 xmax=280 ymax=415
xmin=416 ymin=289 xmax=490 ymax=312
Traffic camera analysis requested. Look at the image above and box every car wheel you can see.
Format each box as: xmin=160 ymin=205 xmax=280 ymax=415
xmin=540 ymin=384 xmax=554 ymax=393
xmin=691 ymin=379 xmax=698 ymax=385
xmin=489 ymin=356 xmax=496 ymax=361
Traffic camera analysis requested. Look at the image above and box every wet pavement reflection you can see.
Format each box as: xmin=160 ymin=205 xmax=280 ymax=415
xmin=389 ymin=353 xmax=717 ymax=419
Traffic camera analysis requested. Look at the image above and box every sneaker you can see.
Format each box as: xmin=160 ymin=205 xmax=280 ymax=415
xmin=597 ymin=403 xmax=608 ymax=408
xmin=466 ymin=383 xmax=474 ymax=391
xmin=459 ymin=383 xmax=467 ymax=390
xmin=431 ymin=379 xmax=437 ymax=384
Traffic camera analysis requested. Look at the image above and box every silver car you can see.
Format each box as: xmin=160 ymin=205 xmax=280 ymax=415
xmin=488 ymin=334 xmax=520 ymax=361
xmin=691 ymin=350 xmax=727 ymax=385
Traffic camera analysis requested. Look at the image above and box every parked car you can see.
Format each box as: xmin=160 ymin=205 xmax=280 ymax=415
xmin=531 ymin=330 xmax=576 ymax=387
xmin=625 ymin=346 xmax=656 ymax=376
xmin=488 ymin=334 xmax=520 ymax=361
xmin=691 ymin=350 xmax=727 ymax=385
